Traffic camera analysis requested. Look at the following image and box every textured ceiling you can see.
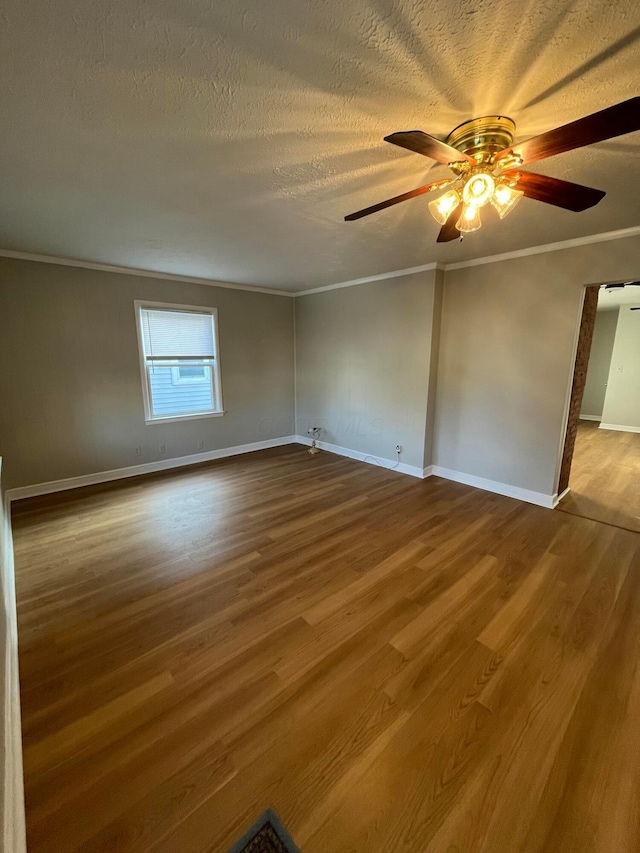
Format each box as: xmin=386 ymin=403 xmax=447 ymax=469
xmin=1 ymin=0 xmax=639 ymax=291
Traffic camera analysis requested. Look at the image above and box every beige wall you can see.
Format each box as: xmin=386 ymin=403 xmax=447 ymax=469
xmin=580 ymin=308 xmax=618 ymax=418
xmin=2 ymin=236 xmax=639 ymax=498
xmin=601 ymin=304 xmax=640 ymax=429
xmin=580 ymin=309 xmax=618 ymax=418
xmin=295 ymin=270 xmax=442 ymax=471
xmin=434 ymin=235 xmax=640 ymax=496
xmin=423 ymin=268 xmax=444 ymax=468
xmin=0 ymin=258 xmax=295 ymax=489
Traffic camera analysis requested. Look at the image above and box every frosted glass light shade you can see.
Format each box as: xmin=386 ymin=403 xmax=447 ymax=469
xmin=456 ymin=203 xmax=482 ymax=233
xmin=491 ymin=183 xmax=524 ymax=219
xmin=462 ymin=173 xmax=495 ymax=208
xmin=428 ymin=190 xmax=460 ymax=225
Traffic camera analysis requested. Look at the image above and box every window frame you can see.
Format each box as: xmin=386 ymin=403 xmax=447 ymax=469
xmin=134 ymin=300 xmax=225 ymax=425
xmin=170 ymin=364 xmax=209 ymax=385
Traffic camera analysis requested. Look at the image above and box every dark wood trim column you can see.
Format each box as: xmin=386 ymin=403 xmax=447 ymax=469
xmin=558 ymin=285 xmax=599 ymax=495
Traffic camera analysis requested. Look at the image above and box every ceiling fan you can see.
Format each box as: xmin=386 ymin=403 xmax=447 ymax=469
xmin=603 ymin=281 xmax=640 ymax=290
xmin=345 ymin=97 xmax=640 ymax=243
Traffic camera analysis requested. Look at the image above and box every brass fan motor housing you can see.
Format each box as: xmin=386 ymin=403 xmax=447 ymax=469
xmin=446 ymin=116 xmax=516 ymax=164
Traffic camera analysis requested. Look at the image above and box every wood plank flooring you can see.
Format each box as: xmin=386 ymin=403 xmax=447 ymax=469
xmin=558 ymin=420 xmax=640 ymax=532
xmin=12 ymin=445 xmax=640 ymax=852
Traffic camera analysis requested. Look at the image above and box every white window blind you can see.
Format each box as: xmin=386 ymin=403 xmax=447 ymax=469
xmin=136 ymin=303 xmax=223 ymax=423
xmin=141 ymin=308 xmax=216 ymax=360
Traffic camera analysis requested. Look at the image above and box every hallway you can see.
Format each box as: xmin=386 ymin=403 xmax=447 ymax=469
xmin=557 ymin=421 xmax=640 ymax=532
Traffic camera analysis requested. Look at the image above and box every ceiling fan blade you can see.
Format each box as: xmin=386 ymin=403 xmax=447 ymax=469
xmin=508 ymin=171 xmax=606 ymax=211
xmin=437 ymin=202 xmax=463 ymax=242
xmin=385 ymin=131 xmax=474 ymax=165
xmin=344 ymin=179 xmax=455 ymax=221
xmin=496 ymin=97 xmax=640 ymax=165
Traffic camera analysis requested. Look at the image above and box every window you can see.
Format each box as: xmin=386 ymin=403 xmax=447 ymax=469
xmin=171 ymin=364 xmax=208 ymax=385
xmin=135 ymin=301 xmax=223 ymax=423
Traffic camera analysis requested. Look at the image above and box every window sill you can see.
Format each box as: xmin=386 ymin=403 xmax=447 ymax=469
xmin=145 ymin=411 xmax=226 ymax=426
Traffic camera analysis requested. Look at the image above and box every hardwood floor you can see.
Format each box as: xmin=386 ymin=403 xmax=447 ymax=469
xmin=558 ymin=420 xmax=640 ymax=532
xmin=12 ymin=445 xmax=640 ymax=852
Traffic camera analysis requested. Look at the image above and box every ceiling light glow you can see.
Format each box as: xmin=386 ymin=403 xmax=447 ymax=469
xmin=428 ymin=189 xmax=460 ymax=225
xmin=491 ymin=183 xmax=524 ymax=219
xmin=456 ymin=203 xmax=482 ymax=233
xmin=462 ymin=173 xmax=495 ymax=208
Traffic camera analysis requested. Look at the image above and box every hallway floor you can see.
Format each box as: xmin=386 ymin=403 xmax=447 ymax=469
xmin=557 ymin=420 xmax=640 ymax=533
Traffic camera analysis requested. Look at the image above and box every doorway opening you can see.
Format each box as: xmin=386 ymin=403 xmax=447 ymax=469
xmin=556 ymin=280 xmax=640 ymax=532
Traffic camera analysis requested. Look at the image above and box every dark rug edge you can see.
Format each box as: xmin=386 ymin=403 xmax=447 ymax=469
xmin=226 ymin=808 xmax=301 ymax=853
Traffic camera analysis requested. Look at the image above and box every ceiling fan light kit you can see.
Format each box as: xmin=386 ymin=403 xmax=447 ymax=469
xmin=491 ymin=183 xmax=525 ymax=219
xmin=457 ymin=200 xmax=483 ymax=233
xmin=428 ymin=189 xmax=460 ymax=224
xmin=438 ymin=117 xmax=525 ymax=231
xmin=345 ymin=97 xmax=640 ymax=243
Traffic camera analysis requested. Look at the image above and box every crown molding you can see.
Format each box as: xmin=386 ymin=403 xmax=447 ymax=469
xmin=0 ymin=249 xmax=294 ymax=297
xmin=293 ymin=262 xmax=444 ymax=297
xmin=294 ymin=225 xmax=640 ymax=296
xmin=3 ymin=224 xmax=639 ymax=298
xmin=444 ymin=225 xmax=640 ymax=271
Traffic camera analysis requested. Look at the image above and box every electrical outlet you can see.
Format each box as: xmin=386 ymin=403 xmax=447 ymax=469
xmin=159 ymin=443 xmax=166 ymax=454
xmin=395 ymin=444 xmax=402 ymax=453
xmin=134 ymin=446 xmax=142 ymax=457
xmin=197 ymin=440 xmax=204 ymax=451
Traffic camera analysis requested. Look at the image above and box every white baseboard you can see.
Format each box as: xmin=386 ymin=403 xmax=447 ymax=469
xmin=599 ymin=422 xmax=640 ymax=433
xmin=552 ymin=486 xmax=571 ymax=508
xmin=431 ymin=466 xmax=557 ymax=509
xmin=292 ymin=442 xmax=559 ymax=508
xmin=295 ymin=436 xmax=426 ymax=479
xmin=579 ymin=414 xmax=601 ymax=421
xmin=8 ymin=435 xmax=573 ymax=508
xmin=7 ymin=436 xmax=298 ymax=502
